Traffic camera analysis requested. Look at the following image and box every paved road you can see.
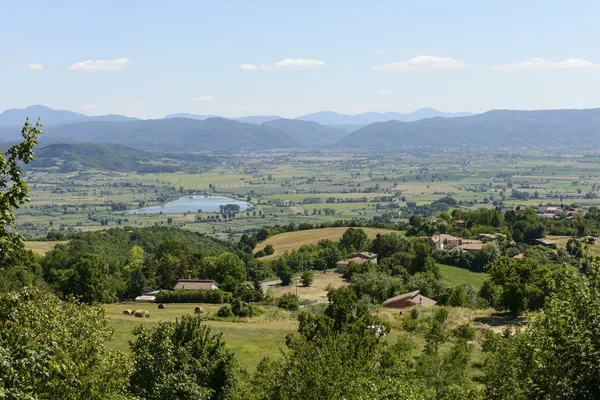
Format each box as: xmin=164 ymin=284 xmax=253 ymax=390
xmin=260 ymin=279 xmax=281 ymax=294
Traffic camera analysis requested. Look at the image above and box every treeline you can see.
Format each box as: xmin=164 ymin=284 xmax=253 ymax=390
xmin=0 ymin=226 xmax=264 ymax=303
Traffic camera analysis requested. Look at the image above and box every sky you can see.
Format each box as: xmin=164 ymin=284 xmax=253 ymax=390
xmin=1 ymin=0 xmax=600 ymax=119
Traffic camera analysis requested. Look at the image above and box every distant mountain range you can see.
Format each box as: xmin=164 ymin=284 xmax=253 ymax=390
xmin=295 ymin=108 xmax=474 ymax=125
xmin=335 ymin=108 xmax=600 ymax=148
xmin=164 ymin=108 xmax=474 ymax=126
xmin=165 ymin=113 xmax=280 ymax=125
xmin=0 ymin=105 xmax=138 ymax=127
xmin=3 ymin=105 xmax=600 ymax=151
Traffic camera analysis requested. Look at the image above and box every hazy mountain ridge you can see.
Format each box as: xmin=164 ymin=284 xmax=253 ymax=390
xmin=334 ymin=108 xmax=600 ymax=148
xmin=4 ymin=105 xmax=600 ymax=152
xmin=296 ymin=108 xmax=475 ymax=125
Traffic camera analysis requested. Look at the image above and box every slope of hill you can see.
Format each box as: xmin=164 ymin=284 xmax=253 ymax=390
xmin=165 ymin=113 xmax=281 ymax=124
xmin=31 ymin=143 xmax=156 ymax=171
xmin=36 ymin=117 xmax=300 ymax=152
xmin=235 ymin=115 xmax=280 ymax=124
xmin=164 ymin=113 xmax=218 ymax=120
xmin=262 ymin=119 xmax=348 ymax=146
xmin=296 ymin=108 xmax=474 ymax=125
xmin=0 ymin=105 xmax=87 ymax=127
xmin=335 ymin=109 xmax=600 ymax=148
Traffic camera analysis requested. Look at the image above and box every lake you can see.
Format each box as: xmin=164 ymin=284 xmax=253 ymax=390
xmin=128 ymin=195 xmax=252 ymax=214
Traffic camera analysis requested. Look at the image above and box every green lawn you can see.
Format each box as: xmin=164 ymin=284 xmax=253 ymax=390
xmin=438 ymin=264 xmax=488 ymax=289
xmin=104 ymin=303 xmax=296 ymax=371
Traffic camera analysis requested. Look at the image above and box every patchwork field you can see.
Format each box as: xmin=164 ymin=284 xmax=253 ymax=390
xmin=254 ymin=227 xmax=400 ymax=259
xmin=271 ymin=272 xmax=348 ymax=302
xmin=24 ymin=240 xmax=68 ymax=255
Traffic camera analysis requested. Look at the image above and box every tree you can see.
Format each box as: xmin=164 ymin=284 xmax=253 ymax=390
xmin=129 ymin=315 xmax=237 ymax=400
xmin=213 ymin=252 xmax=246 ymax=293
xmin=277 ymin=293 xmax=299 ymax=311
xmin=0 ymin=119 xmax=43 ymax=268
xmin=339 ymin=228 xmax=368 ymax=252
xmin=0 ymin=288 xmax=132 ymax=399
xmin=300 ymin=270 xmax=313 ymax=287
xmin=482 ymin=260 xmax=600 ymax=399
xmin=128 ymin=267 xmax=147 ymax=299
xmin=486 ymin=256 xmax=555 ymax=315
xmin=263 ymin=244 xmax=275 ymax=255
xmin=274 ymin=259 xmax=293 ymax=286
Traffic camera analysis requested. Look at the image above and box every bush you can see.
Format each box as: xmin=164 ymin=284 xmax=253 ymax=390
xmin=453 ymin=324 xmax=475 ymax=340
xmin=300 ymin=271 xmax=314 ymax=287
xmin=231 ymin=297 xmax=259 ymax=317
xmin=410 ymin=306 xmax=421 ymax=320
xmin=264 ymin=244 xmax=275 ymax=255
xmin=277 ymin=293 xmax=299 ymax=311
xmin=217 ymin=304 xmax=234 ymax=317
xmin=155 ymin=289 xmax=226 ymax=304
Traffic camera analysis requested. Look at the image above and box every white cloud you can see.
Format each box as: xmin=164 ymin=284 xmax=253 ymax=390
xmin=192 ymin=95 xmax=213 ymax=101
xmin=273 ymin=58 xmax=324 ymax=68
xmin=67 ymin=58 xmax=131 ymax=71
xmin=376 ymin=90 xmax=392 ymax=96
xmin=240 ymin=64 xmax=258 ymax=70
xmin=243 ymin=58 xmax=324 ymax=70
xmin=489 ymin=58 xmax=600 ymax=71
xmin=17 ymin=63 xmax=44 ymax=70
xmin=371 ymin=55 xmax=469 ymax=71
xmin=80 ymin=105 xmax=96 ymax=110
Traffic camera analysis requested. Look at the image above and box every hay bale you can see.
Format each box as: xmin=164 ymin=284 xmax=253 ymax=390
xmin=194 ymin=306 xmax=204 ymax=314
xmin=122 ymin=309 xmax=132 ymax=316
xmin=134 ymin=310 xmax=145 ymax=318
xmin=158 ymin=303 xmax=166 ymax=309
xmin=144 ymin=310 xmax=150 ymax=318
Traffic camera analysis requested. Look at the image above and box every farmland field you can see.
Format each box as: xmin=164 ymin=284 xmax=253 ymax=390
xmin=254 ymin=227 xmax=400 ymax=259
xmin=24 ymin=240 xmax=68 ymax=255
xmin=104 ymin=303 xmax=297 ymax=371
xmin=438 ymin=264 xmax=489 ymax=289
xmin=16 ymin=148 xmax=600 ymax=240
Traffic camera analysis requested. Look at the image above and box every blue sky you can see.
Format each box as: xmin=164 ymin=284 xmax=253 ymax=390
xmin=1 ymin=0 xmax=599 ymax=118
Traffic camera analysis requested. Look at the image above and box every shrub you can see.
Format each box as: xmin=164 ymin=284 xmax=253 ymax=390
xmin=264 ymin=244 xmax=275 ymax=255
xmin=453 ymin=324 xmax=476 ymax=340
xmin=410 ymin=306 xmax=421 ymax=320
xmin=231 ymin=297 xmax=257 ymax=317
xmin=277 ymin=293 xmax=299 ymax=311
xmin=155 ymin=289 xmax=226 ymax=304
xmin=217 ymin=304 xmax=234 ymax=317
xmin=300 ymin=271 xmax=314 ymax=287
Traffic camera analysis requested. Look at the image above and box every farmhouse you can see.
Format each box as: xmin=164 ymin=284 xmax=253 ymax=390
xmin=174 ymin=279 xmax=219 ymax=291
xmin=336 ymin=252 xmax=378 ymax=273
xmin=535 ymin=238 xmax=557 ymax=249
xmin=477 ymin=233 xmax=506 ymax=241
xmin=135 ymin=290 xmax=160 ymax=303
xmin=455 ymin=242 xmax=486 ymax=255
xmin=382 ymin=290 xmax=437 ymax=309
xmin=428 ymin=234 xmax=483 ymax=251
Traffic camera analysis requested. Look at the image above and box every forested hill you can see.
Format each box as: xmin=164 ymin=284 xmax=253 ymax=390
xmin=31 ymin=143 xmax=154 ymax=171
xmin=37 ymin=117 xmax=301 ymax=152
xmin=334 ymin=108 xmax=600 ymax=148
xmin=43 ymin=226 xmax=228 ymax=264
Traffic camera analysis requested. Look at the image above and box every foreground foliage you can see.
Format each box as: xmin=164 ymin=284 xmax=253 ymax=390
xmin=0 ymin=288 xmax=133 ymax=399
